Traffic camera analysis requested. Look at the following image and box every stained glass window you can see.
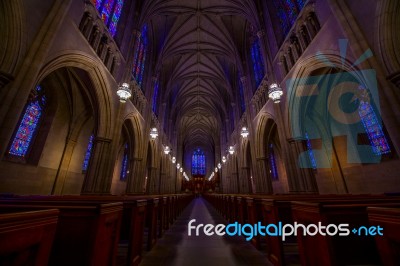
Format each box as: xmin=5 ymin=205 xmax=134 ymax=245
xmin=192 ymin=148 xmax=206 ymax=175
xmin=250 ymin=39 xmax=265 ymax=88
xmin=269 ymin=144 xmax=279 ymax=180
xmin=305 ymin=132 xmax=317 ymax=169
xmin=132 ymin=25 xmax=148 ymax=90
xmin=82 ymin=134 xmax=94 ymax=172
xmin=152 ymin=81 xmax=159 ymax=115
xmin=120 ymin=143 xmax=129 ymax=181
xmin=92 ymin=0 xmax=125 ymax=37
xmin=358 ymin=100 xmax=391 ymax=156
xmin=273 ymin=0 xmax=306 ymax=37
xmin=239 ymin=78 xmax=245 ymax=115
xmin=9 ymin=86 xmax=46 ymax=158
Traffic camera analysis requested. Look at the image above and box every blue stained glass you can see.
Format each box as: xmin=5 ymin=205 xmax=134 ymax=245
xmin=93 ymin=0 xmax=124 ymax=37
xmin=92 ymin=0 xmax=102 ymax=10
xmin=100 ymin=0 xmax=114 ymax=25
xmin=239 ymin=78 xmax=245 ymax=114
xmin=82 ymin=134 xmax=94 ymax=171
xmin=274 ymin=0 xmax=306 ymax=37
xmin=152 ymin=81 xmax=159 ymax=115
xmin=269 ymin=144 xmax=279 ymax=180
xmin=192 ymin=148 xmax=206 ymax=175
xmin=358 ymin=101 xmax=391 ymax=155
xmin=132 ymin=25 xmax=148 ymax=91
xmin=250 ymin=39 xmax=265 ymax=88
xmin=305 ymin=132 xmax=317 ymax=170
xmin=120 ymin=143 xmax=129 ymax=180
xmin=9 ymin=86 xmax=44 ymax=157
xmin=109 ymin=0 xmax=124 ymax=37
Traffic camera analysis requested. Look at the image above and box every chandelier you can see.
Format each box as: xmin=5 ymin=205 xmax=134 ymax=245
xmin=268 ymin=83 xmax=283 ymax=103
xmin=116 ymin=83 xmax=132 ymax=102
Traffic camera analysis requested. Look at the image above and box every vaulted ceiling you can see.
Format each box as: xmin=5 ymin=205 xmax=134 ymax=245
xmin=139 ymin=0 xmax=262 ymax=165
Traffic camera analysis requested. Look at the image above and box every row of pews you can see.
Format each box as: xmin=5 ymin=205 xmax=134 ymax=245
xmin=0 ymin=193 xmax=194 ymax=266
xmin=204 ymin=193 xmax=400 ymax=266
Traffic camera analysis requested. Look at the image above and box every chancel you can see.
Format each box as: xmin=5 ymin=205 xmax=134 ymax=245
xmin=0 ymin=0 xmax=399 ymax=265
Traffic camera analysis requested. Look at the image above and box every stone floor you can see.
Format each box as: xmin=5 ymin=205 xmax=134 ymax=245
xmin=139 ymin=197 xmax=273 ymax=266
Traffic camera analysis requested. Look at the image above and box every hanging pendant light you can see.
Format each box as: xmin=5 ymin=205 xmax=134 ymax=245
xmin=268 ymin=83 xmax=283 ymax=103
xmin=116 ymin=83 xmax=132 ymax=102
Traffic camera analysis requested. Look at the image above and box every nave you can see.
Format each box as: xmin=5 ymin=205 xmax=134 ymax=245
xmin=140 ymin=197 xmax=271 ymax=266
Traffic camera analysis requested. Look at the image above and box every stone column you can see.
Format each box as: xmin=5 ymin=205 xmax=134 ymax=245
xmin=240 ymin=167 xmax=251 ymax=194
xmin=51 ymin=138 xmax=77 ymax=195
xmin=81 ymin=137 xmax=112 ymax=194
xmin=255 ymin=157 xmax=273 ymax=194
xmin=147 ymin=166 xmax=159 ymax=194
xmin=126 ymin=157 xmax=144 ymax=194
xmin=288 ymin=138 xmax=319 ymax=193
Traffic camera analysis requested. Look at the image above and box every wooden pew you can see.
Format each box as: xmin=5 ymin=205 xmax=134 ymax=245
xmin=145 ymin=197 xmax=159 ymax=251
xmin=0 ymin=209 xmax=59 ymax=266
xmin=367 ymin=207 xmax=400 ymax=266
xmin=0 ymin=201 xmax=123 ymax=266
xmin=292 ymin=200 xmax=400 ymax=266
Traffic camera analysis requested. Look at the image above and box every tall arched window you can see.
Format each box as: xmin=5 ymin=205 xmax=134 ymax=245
xmin=305 ymin=132 xmax=317 ymax=170
xmin=273 ymin=0 xmax=306 ymax=37
xmin=82 ymin=134 xmax=94 ymax=172
xmin=238 ymin=77 xmax=245 ymax=115
xmin=250 ymin=39 xmax=265 ymax=89
xmin=8 ymin=85 xmax=46 ymax=158
xmin=132 ymin=24 xmax=148 ymax=90
xmin=92 ymin=0 xmax=125 ymax=37
xmin=152 ymin=80 xmax=159 ymax=115
xmin=192 ymin=148 xmax=206 ymax=175
xmin=358 ymin=98 xmax=391 ymax=156
xmin=268 ymin=144 xmax=279 ymax=180
xmin=120 ymin=143 xmax=129 ymax=181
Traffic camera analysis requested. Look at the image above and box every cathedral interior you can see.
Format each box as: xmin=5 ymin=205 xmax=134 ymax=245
xmin=0 ymin=0 xmax=400 ymax=265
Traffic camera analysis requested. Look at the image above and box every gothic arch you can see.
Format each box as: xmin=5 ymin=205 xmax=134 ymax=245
xmin=0 ymin=0 xmax=25 ymax=78
xmin=37 ymin=51 xmax=115 ymax=139
xmin=375 ymin=0 xmax=400 ymax=87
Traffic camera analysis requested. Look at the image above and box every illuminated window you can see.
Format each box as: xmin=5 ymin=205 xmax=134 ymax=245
xmin=250 ymin=39 xmax=265 ymax=88
xmin=358 ymin=101 xmax=391 ymax=156
xmin=8 ymin=86 xmax=46 ymax=158
xmin=305 ymin=132 xmax=317 ymax=169
xmin=152 ymin=81 xmax=159 ymax=115
xmin=269 ymin=144 xmax=279 ymax=180
xmin=238 ymin=77 xmax=245 ymax=115
xmin=192 ymin=148 xmax=206 ymax=175
xmin=82 ymin=134 xmax=94 ymax=172
xmin=132 ymin=24 xmax=148 ymax=90
xmin=92 ymin=0 xmax=125 ymax=37
xmin=120 ymin=143 xmax=129 ymax=181
xmin=273 ymin=0 xmax=306 ymax=37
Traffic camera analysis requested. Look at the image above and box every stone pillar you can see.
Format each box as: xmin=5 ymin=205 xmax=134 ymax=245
xmin=288 ymin=138 xmax=319 ymax=193
xmin=51 ymin=138 xmax=77 ymax=195
xmin=255 ymin=157 xmax=273 ymax=194
xmin=240 ymin=167 xmax=250 ymax=194
xmin=147 ymin=167 xmax=159 ymax=194
xmin=81 ymin=137 xmax=112 ymax=194
xmin=126 ymin=157 xmax=144 ymax=194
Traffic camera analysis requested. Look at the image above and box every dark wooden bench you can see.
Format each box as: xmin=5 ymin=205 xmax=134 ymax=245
xmin=292 ymin=200 xmax=400 ymax=266
xmin=368 ymin=207 xmax=400 ymax=266
xmin=0 ymin=209 xmax=59 ymax=266
xmin=0 ymin=200 xmax=123 ymax=266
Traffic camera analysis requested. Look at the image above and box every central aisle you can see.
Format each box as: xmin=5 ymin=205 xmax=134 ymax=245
xmin=140 ymin=197 xmax=272 ymax=266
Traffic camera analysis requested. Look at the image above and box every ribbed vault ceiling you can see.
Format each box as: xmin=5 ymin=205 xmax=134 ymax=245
xmin=140 ymin=0 xmax=260 ymax=164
